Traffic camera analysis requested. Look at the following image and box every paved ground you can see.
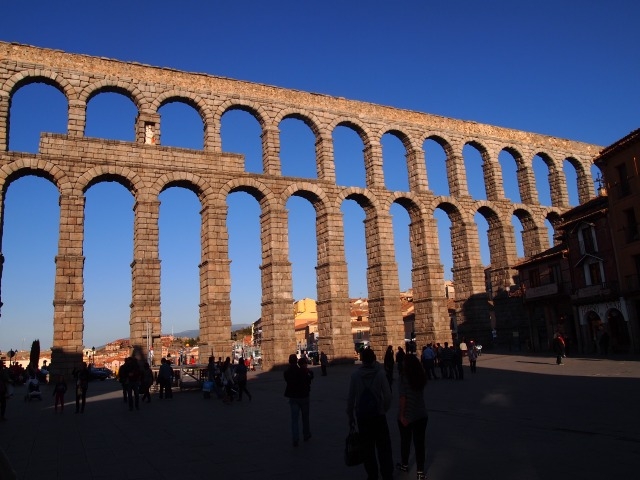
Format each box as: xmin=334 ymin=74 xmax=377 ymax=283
xmin=1 ymin=350 xmax=639 ymax=480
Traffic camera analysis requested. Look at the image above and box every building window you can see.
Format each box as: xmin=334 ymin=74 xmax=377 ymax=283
xmin=548 ymin=263 xmax=561 ymax=284
xmin=580 ymin=225 xmax=596 ymax=253
xmin=624 ymin=208 xmax=639 ymax=243
xmin=528 ymin=268 xmax=540 ymax=288
xmin=616 ymin=162 xmax=630 ymax=197
xmin=586 ymin=261 xmax=603 ymax=286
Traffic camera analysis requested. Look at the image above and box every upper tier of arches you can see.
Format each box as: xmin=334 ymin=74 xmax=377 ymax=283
xmin=0 ymin=42 xmax=600 ymax=215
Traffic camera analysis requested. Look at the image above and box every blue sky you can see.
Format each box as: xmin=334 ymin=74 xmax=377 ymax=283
xmin=1 ymin=0 xmax=638 ymax=352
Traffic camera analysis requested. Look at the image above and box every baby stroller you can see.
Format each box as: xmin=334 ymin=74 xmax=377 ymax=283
xmin=24 ymin=376 xmax=42 ymax=402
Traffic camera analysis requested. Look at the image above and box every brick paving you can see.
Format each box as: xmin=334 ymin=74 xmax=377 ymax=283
xmin=1 ymin=351 xmax=639 ymax=480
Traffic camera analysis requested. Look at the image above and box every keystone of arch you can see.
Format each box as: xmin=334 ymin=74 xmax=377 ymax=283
xmin=336 ymin=186 xmax=381 ymax=214
xmin=150 ymin=171 xmax=215 ymax=209
xmin=382 ymin=191 xmax=428 ymax=218
xmin=328 ymin=117 xmax=373 ymax=146
xmin=150 ymin=89 xmax=212 ymax=124
xmin=419 ymin=132 xmax=456 ymax=157
xmin=0 ymin=158 xmax=71 ymax=194
xmin=216 ymin=99 xmax=270 ymax=129
xmin=76 ymin=165 xmax=144 ymax=197
xmin=371 ymin=124 xmax=419 ymax=152
xmin=279 ymin=181 xmax=331 ymax=215
xmin=79 ymin=79 xmax=146 ymax=111
xmin=219 ymin=177 xmax=276 ymax=210
xmin=273 ymin=108 xmax=323 ymax=137
xmin=3 ymin=68 xmax=77 ymax=102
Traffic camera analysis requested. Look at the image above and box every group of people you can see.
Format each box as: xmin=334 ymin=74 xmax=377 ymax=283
xmin=383 ymin=341 xmax=479 ymax=390
xmin=349 ymin=346 xmax=429 ymax=480
xmin=283 ymin=346 xmax=429 ymax=479
xmin=205 ymin=355 xmax=253 ymax=403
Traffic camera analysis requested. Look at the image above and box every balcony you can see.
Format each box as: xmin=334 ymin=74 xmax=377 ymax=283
xmin=573 ymin=281 xmax=619 ymax=299
xmin=524 ymin=282 xmax=562 ymax=300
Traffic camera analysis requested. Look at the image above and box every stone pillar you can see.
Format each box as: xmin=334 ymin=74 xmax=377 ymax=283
xmin=130 ymin=198 xmax=162 ymax=353
xmin=0 ymin=93 xmax=9 ymax=151
xmin=315 ymin=210 xmax=352 ymax=362
xmin=517 ymin=160 xmax=538 ymax=205
xmin=483 ymin=149 xmax=504 ymax=201
xmin=577 ymin=162 xmax=595 ymax=204
xmin=447 ymin=149 xmax=469 ymax=198
xmin=520 ymin=215 xmax=545 ymax=257
xmin=204 ymin=113 xmax=218 ymax=153
xmin=0 ymin=196 xmax=4 ymax=315
xmin=407 ymin=145 xmax=428 ymax=193
xmin=364 ymin=211 xmax=404 ymax=353
xmin=315 ymin=133 xmax=336 ymax=183
xmin=259 ymin=204 xmax=295 ymax=369
xmin=410 ymin=215 xmax=451 ymax=347
xmin=199 ymin=203 xmax=232 ymax=360
xmin=67 ymin=99 xmax=85 ymax=138
xmin=486 ymin=216 xmax=518 ymax=296
xmin=261 ymin=126 xmax=281 ymax=176
xmin=549 ymin=161 xmax=569 ymax=208
xmin=363 ymin=141 xmax=385 ymax=189
xmin=450 ymin=216 xmax=489 ymax=336
xmin=51 ymin=194 xmax=86 ymax=374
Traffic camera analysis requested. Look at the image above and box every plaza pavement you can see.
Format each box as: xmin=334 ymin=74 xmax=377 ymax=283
xmin=1 ymin=350 xmax=639 ymax=480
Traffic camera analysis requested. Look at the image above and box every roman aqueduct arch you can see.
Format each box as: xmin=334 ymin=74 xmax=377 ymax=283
xmin=0 ymin=42 xmax=600 ymax=370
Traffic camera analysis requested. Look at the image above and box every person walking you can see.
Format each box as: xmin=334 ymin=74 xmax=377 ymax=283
xmin=72 ymin=362 xmax=89 ymax=414
xmin=120 ymin=357 xmax=142 ymax=411
xmin=52 ymin=374 xmax=67 ymax=413
xmin=396 ymin=354 xmax=428 ymax=480
xmin=396 ymin=346 xmax=406 ymax=379
xmin=118 ymin=362 xmax=128 ymax=403
xmin=347 ymin=347 xmax=393 ymax=480
xmin=421 ymin=343 xmax=439 ymax=380
xmin=383 ymin=345 xmax=395 ymax=390
xmin=221 ymin=357 xmax=236 ymax=403
xmin=0 ymin=359 xmax=12 ymax=421
xmin=320 ymin=351 xmax=328 ymax=376
xmin=235 ymin=357 xmax=252 ymax=401
xmin=157 ymin=357 xmax=174 ymax=399
xmin=440 ymin=342 xmax=454 ymax=379
xmin=453 ymin=344 xmax=464 ymax=380
xmin=468 ymin=342 xmax=478 ymax=373
xmin=553 ymin=332 xmax=566 ymax=365
xmin=141 ymin=362 xmax=154 ymax=403
xmin=284 ymin=354 xmax=312 ymax=447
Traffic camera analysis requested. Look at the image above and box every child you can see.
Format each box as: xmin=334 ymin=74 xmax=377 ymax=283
xmin=52 ymin=374 xmax=67 ymax=413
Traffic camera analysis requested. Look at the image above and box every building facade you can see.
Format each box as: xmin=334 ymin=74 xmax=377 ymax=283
xmin=594 ymin=129 xmax=640 ymax=352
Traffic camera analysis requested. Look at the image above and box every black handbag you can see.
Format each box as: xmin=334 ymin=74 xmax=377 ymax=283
xmin=344 ymin=425 xmax=363 ymax=466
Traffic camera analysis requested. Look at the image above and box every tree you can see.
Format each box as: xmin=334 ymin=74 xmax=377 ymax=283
xmin=29 ymin=339 xmax=40 ymax=370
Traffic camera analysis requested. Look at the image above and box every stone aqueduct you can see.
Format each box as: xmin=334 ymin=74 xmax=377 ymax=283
xmin=0 ymin=42 xmax=600 ymax=370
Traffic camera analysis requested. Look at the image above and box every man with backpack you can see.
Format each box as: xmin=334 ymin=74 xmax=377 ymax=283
xmin=347 ymin=347 xmax=393 ymax=480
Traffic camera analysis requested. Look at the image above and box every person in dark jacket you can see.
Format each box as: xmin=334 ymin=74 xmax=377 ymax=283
xmin=72 ymin=362 xmax=90 ymax=414
xmin=347 ymin=347 xmax=393 ymax=480
xmin=396 ymin=353 xmax=429 ymax=479
xmin=284 ymin=354 xmax=311 ymax=446
xmin=383 ymin=345 xmax=395 ymax=390
xmin=235 ymin=357 xmax=252 ymax=401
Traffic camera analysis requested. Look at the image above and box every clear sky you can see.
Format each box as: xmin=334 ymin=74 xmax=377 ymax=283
xmin=1 ymin=0 xmax=638 ymax=352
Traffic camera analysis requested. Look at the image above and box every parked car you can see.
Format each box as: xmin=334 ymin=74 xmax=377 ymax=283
xmin=88 ymin=366 xmax=112 ymax=381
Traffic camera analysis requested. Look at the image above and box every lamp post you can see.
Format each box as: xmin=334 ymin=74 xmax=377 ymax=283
xmin=91 ymin=346 xmax=95 ymax=366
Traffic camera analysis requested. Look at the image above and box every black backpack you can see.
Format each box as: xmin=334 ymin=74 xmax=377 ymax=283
xmin=356 ymin=376 xmax=380 ymax=418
